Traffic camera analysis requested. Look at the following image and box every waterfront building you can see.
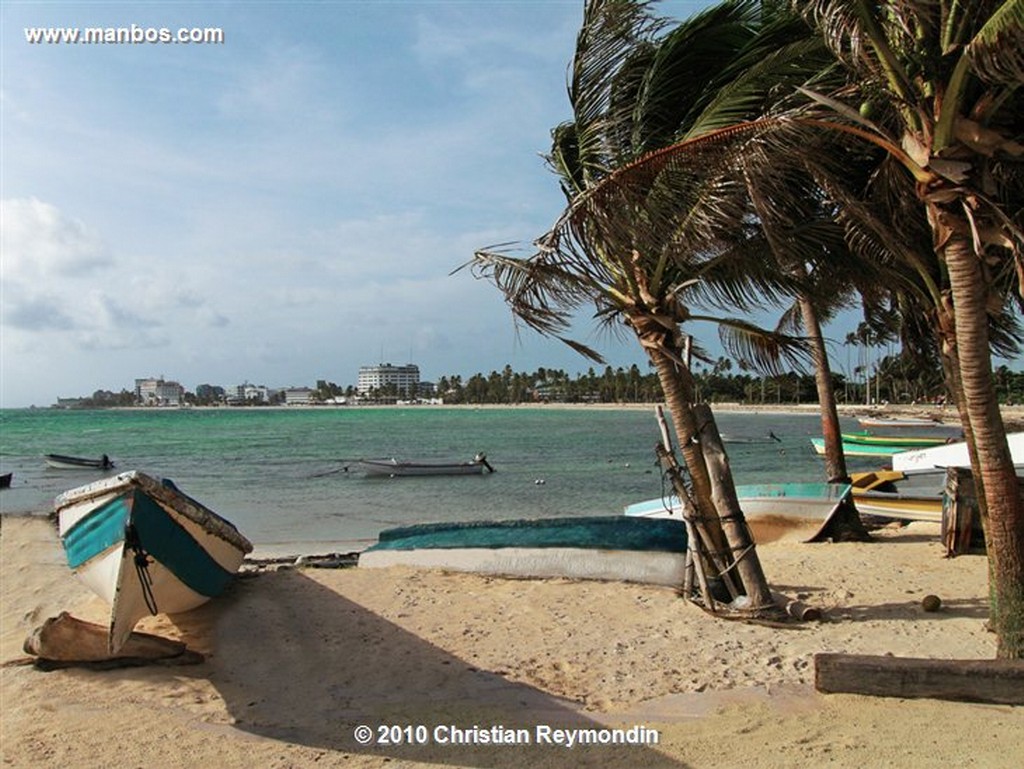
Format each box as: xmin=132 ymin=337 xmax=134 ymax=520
xmin=228 ymin=382 xmax=270 ymax=404
xmin=357 ymin=363 xmax=421 ymax=396
xmin=134 ymin=377 xmax=184 ymax=406
xmin=283 ymin=387 xmax=314 ymax=405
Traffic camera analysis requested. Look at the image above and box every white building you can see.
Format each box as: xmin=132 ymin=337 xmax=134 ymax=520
xmin=228 ymin=383 xmax=269 ymax=403
xmin=283 ymin=387 xmax=314 ymax=405
xmin=135 ymin=377 xmax=184 ymax=406
xmin=357 ymin=363 xmax=420 ymax=396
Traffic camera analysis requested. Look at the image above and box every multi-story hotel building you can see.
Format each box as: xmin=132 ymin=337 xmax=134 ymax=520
xmin=357 ymin=363 xmax=420 ymax=396
xmin=134 ymin=377 xmax=185 ymax=406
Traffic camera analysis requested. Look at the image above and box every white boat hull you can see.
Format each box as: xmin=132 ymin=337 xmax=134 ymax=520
xmin=354 ymin=459 xmax=489 ymax=477
xmin=360 ymin=546 xmax=687 ymax=586
xmin=56 ymin=471 xmax=252 ymax=653
xmin=892 ymin=432 xmax=1024 ymax=472
xmin=625 ymin=482 xmax=852 ymax=543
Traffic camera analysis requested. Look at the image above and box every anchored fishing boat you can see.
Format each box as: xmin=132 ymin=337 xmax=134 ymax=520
xmin=55 ymin=471 xmax=253 ymax=654
xmin=44 ymin=453 xmax=115 ymax=470
xmin=624 ymin=482 xmax=852 ymax=543
xmin=348 ymin=453 xmax=494 ymax=477
xmin=359 ymin=516 xmax=688 ymax=586
xmin=857 ymin=416 xmax=953 ymax=430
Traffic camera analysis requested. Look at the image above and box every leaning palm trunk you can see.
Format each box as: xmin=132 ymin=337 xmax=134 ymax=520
xmin=799 ymin=297 xmax=868 ymax=540
xmin=942 ymin=229 xmax=1024 ymax=659
xmin=799 ymin=296 xmax=847 ymax=483
xmin=632 ymin=314 xmax=775 ymax=612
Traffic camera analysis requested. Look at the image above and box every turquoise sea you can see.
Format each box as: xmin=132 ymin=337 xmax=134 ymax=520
xmin=0 ymin=406 xmax=873 ymax=554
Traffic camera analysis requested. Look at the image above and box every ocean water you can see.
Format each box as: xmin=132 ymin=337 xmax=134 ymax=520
xmin=0 ymin=406 xmax=871 ymax=553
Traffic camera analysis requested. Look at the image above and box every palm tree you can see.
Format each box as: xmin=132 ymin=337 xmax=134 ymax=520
xmin=470 ymin=0 xmax=839 ymax=613
xmin=793 ymin=1 xmax=1024 ymax=657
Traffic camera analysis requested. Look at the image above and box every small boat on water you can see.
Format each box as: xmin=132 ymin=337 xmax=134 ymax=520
xmin=892 ymin=432 xmax=1024 ymax=472
xmin=56 ymin=471 xmax=253 ymax=654
xmin=624 ymin=482 xmax=852 ymax=543
xmin=857 ymin=416 xmax=951 ymax=430
xmin=349 ymin=453 xmax=494 ymax=477
xmin=44 ymin=453 xmax=115 ymax=470
xmin=359 ymin=516 xmax=688 ymax=586
xmin=721 ymin=432 xmax=782 ymax=445
xmin=0 ymin=472 xmax=11 ymax=489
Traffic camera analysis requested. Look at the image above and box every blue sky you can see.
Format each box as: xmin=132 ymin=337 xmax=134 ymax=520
xmin=2 ymin=0 xmax=873 ymax=408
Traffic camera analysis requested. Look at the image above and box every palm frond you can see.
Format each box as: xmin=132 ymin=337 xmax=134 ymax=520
xmin=966 ymin=0 xmax=1024 ymax=84
xmin=713 ymin=316 xmax=812 ymax=375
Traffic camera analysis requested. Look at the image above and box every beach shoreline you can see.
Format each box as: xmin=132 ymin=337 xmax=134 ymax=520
xmin=3 ymin=514 xmax=1021 ymax=768
xmin=73 ymin=400 xmax=1024 ymax=430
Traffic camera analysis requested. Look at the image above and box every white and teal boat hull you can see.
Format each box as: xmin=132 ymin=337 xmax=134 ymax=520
xmin=359 ymin=516 xmax=689 ymax=586
xmin=812 ymin=437 xmax=913 ymax=458
xmin=56 ymin=471 xmax=253 ymax=654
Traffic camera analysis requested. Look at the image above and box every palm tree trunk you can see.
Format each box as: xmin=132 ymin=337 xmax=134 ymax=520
xmin=799 ymin=297 xmax=868 ymax=540
xmin=799 ymin=296 xmax=847 ymax=483
xmin=943 ymin=228 xmax=1024 ymax=659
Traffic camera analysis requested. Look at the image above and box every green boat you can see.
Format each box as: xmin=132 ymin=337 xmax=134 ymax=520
xmin=812 ymin=438 xmax=911 ymax=458
xmin=840 ymin=432 xmax=949 ymax=448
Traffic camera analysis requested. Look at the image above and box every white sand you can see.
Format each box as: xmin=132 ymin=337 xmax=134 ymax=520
xmin=2 ymin=515 xmax=1021 ymax=768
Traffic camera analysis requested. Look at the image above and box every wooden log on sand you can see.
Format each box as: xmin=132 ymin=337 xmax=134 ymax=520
xmin=22 ymin=612 xmax=204 ymax=670
xmin=815 ymin=653 xmax=1024 ymax=705
xmin=771 ymin=591 xmax=822 ymax=622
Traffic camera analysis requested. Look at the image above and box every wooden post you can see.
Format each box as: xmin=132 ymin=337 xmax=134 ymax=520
xmin=693 ymin=404 xmax=776 ymax=613
xmin=942 ymin=467 xmax=984 ymax=556
xmin=654 ymin=406 xmax=738 ymax=608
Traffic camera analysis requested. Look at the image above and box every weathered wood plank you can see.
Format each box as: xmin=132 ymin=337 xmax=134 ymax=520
xmin=815 ymin=653 xmax=1024 ymax=705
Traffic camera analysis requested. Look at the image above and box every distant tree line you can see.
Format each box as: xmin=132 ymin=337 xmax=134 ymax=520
xmin=435 ymin=359 xmax=1024 ymax=407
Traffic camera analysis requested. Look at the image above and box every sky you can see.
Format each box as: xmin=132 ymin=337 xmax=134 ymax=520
xmin=0 ymin=0 xmax=891 ymax=408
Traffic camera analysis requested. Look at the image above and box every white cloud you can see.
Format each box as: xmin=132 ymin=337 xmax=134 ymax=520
xmin=1 ymin=197 xmax=110 ymax=279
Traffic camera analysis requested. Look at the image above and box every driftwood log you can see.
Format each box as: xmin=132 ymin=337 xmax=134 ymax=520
xmin=22 ymin=612 xmax=204 ymax=670
xmin=771 ymin=591 xmax=822 ymax=622
xmin=815 ymin=653 xmax=1024 ymax=705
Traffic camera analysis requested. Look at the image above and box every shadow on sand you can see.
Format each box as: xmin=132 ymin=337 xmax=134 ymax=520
xmin=175 ymin=569 xmax=687 ymax=768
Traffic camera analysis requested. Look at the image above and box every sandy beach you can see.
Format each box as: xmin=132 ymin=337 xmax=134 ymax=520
xmin=3 ymin=510 xmax=1022 ymax=768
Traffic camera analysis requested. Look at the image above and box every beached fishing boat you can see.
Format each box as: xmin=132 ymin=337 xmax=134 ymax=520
xmin=850 ymin=469 xmax=945 ymax=523
xmin=624 ymin=482 xmax=852 ymax=543
xmin=359 ymin=516 xmax=688 ymax=586
xmin=55 ymin=471 xmax=253 ymax=654
xmin=44 ymin=453 xmax=115 ymax=470
xmin=811 ymin=438 xmax=912 ymax=458
xmin=840 ymin=432 xmax=951 ymax=448
xmin=811 ymin=433 xmax=949 ymax=458
xmin=349 ymin=453 xmax=494 ymax=477
xmin=892 ymin=432 xmax=1024 ymax=472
